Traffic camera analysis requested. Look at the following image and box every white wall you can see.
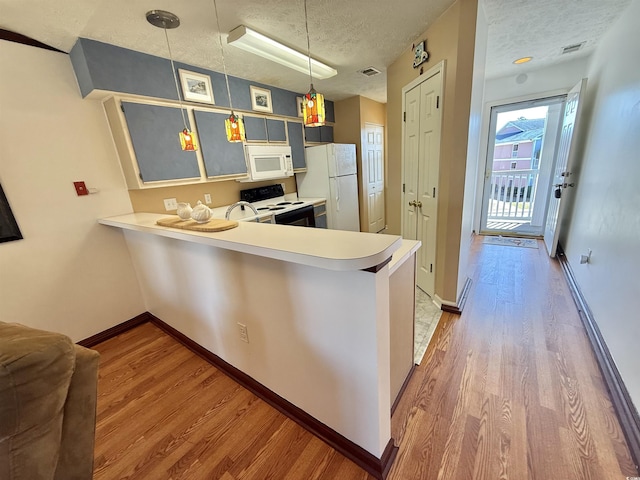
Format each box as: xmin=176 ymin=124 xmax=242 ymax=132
xmin=457 ymin=0 xmax=488 ymax=296
xmin=0 ymin=40 xmax=144 ymax=341
xmin=561 ymin=1 xmax=640 ymax=408
xmin=484 ymin=55 xmax=591 ymax=104
xmin=122 ymin=229 xmax=392 ymax=457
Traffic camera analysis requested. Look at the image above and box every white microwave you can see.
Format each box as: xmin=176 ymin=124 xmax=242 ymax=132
xmin=242 ymin=145 xmax=293 ymax=182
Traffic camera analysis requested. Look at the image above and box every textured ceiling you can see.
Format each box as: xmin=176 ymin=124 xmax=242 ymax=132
xmin=483 ymin=0 xmax=632 ymax=79
xmin=0 ymin=0 xmax=632 ymax=102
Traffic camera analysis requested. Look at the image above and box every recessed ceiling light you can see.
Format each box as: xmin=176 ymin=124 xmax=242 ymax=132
xmin=513 ymin=56 xmax=533 ymax=65
xmin=513 ymin=57 xmax=533 ymax=65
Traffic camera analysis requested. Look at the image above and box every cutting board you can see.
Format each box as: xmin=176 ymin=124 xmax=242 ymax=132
xmin=156 ymin=216 xmax=239 ymax=232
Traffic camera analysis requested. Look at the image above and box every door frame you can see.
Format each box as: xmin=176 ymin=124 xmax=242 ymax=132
xmin=478 ymin=95 xmax=566 ymax=236
xmin=400 ymin=60 xmax=445 ymax=300
xmin=473 ymin=88 xmax=573 ymax=234
xmin=400 ymin=60 xmax=445 ymax=237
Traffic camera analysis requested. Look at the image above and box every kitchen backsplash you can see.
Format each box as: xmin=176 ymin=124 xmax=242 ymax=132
xmin=128 ymin=177 xmax=298 ymax=214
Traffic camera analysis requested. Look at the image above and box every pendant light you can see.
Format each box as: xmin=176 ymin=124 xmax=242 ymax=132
xmin=302 ymin=0 xmax=326 ymax=127
xmin=213 ymin=0 xmax=246 ymax=142
xmin=146 ymin=10 xmax=198 ymax=151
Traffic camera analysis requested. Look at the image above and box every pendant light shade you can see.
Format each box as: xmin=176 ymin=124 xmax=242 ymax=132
xmin=225 ymin=112 xmax=245 ymax=142
xmin=147 ymin=10 xmax=198 ymax=151
xmin=302 ymin=0 xmax=325 ymax=127
xmin=179 ymin=128 xmax=198 ymax=150
xmin=303 ymin=85 xmax=325 ymax=127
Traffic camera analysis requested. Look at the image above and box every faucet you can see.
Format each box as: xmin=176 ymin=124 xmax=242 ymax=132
xmin=225 ymin=201 xmax=258 ymax=220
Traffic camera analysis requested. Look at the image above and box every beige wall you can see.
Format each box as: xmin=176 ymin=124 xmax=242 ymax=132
xmin=0 ymin=40 xmax=145 ymax=341
xmin=360 ymin=97 xmax=386 ymax=126
xmin=128 ymin=177 xmax=297 ymax=213
xmin=334 ymin=96 xmax=387 ymax=231
xmin=386 ymin=0 xmax=478 ymax=303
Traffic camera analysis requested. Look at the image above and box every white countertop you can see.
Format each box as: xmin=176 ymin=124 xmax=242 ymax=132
xmin=99 ymin=212 xmax=402 ymax=272
xmin=388 ymin=239 xmax=421 ymax=274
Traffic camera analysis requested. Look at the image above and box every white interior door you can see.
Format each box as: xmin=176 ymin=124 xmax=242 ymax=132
xmin=544 ymin=78 xmax=587 ymax=257
xmin=402 ymin=70 xmax=442 ymax=296
xmin=365 ymin=124 xmax=385 ymax=233
xmin=403 ymin=86 xmax=420 ymax=243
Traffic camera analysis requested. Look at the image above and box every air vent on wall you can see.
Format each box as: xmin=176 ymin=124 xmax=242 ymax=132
xmin=562 ymin=42 xmax=585 ymax=55
xmin=359 ymin=66 xmax=381 ymax=77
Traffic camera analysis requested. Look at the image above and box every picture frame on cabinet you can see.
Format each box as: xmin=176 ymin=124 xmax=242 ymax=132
xmin=0 ymin=183 xmax=23 ymax=243
xmin=296 ymin=96 xmax=304 ymax=117
xmin=178 ymin=69 xmax=214 ymax=104
xmin=250 ymin=86 xmax=273 ymax=113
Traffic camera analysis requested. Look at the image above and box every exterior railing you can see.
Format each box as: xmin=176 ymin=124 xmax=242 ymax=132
xmin=487 ymin=169 xmax=540 ymax=221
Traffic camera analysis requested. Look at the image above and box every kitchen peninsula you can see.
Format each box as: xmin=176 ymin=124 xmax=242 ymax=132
xmin=99 ymin=213 xmax=420 ymax=477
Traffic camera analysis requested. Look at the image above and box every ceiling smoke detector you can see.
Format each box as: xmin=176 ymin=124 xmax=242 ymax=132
xmin=561 ymin=42 xmax=585 ymax=55
xmin=359 ymin=66 xmax=381 ymax=77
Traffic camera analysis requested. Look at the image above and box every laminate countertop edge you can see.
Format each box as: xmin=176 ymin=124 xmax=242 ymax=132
xmin=388 ymin=240 xmax=421 ymax=275
xmin=99 ymin=212 xmax=403 ymax=272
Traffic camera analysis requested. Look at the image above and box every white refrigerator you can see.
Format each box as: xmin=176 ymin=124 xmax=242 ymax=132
xmin=296 ymin=143 xmax=360 ymax=231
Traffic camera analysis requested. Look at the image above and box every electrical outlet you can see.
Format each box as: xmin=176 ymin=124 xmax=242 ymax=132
xmin=238 ymin=323 xmax=249 ymax=343
xmin=204 ymin=193 xmax=212 ymax=204
xmin=163 ymin=198 xmax=178 ymax=211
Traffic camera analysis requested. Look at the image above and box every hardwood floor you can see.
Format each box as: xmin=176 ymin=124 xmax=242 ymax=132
xmin=92 ymin=236 xmax=638 ymax=479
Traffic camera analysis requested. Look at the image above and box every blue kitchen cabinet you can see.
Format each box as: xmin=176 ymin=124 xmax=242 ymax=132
xmin=244 ymin=116 xmax=268 ymax=141
xmin=314 ymin=202 xmax=327 ymax=228
xmin=304 ymin=126 xmax=321 ymax=143
xmin=121 ymin=102 xmax=200 ymax=182
xmin=266 ymin=119 xmax=287 ymax=142
xmin=193 ymin=110 xmax=247 ymax=177
xmin=245 ymin=117 xmax=287 ymax=143
xmin=287 ymin=121 xmax=306 ymax=170
xmin=320 ymin=126 xmax=334 ymax=143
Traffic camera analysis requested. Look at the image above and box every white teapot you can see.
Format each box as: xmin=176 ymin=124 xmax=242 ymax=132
xmin=190 ymin=201 xmax=212 ymax=223
xmin=176 ymin=202 xmax=192 ymax=220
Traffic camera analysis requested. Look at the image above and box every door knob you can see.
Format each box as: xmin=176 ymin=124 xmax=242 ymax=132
xmin=409 ymin=200 xmax=417 ymax=207
xmin=416 ymin=201 xmax=422 ymax=208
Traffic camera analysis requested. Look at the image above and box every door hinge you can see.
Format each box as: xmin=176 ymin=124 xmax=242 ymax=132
xmin=403 ymin=111 xmax=406 ymax=122
xmin=403 ymin=183 xmax=405 ymax=193
xmin=433 ymin=187 xmax=436 ymax=197
xmin=430 ymin=263 xmax=433 ymax=273
xmin=436 ymin=96 xmax=440 ymax=108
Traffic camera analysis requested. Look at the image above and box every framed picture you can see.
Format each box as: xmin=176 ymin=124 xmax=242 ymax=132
xmin=250 ymin=86 xmax=273 ymax=113
xmin=178 ymin=69 xmax=214 ymax=104
xmin=296 ymin=96 xmax=304 ymax=118
xmin=0 ymin=183 xmax=23 ymax=244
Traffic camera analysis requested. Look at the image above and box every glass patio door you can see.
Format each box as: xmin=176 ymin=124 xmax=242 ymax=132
xmin=480 ymin=96 xmax=566 ymax=236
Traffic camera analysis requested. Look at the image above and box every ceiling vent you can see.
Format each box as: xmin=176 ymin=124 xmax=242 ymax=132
xmin=359 ymin=66 xmax=381 ymax=77
xmin=561 ymin=42 xmax=585 ymax=55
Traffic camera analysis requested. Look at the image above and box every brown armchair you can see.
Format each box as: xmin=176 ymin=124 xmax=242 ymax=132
xmin=0 ymin=322 xmax=100 ymax=480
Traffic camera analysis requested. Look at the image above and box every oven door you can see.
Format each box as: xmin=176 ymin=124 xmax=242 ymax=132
xmin=274 ymin=205 xmax=316 ymax=227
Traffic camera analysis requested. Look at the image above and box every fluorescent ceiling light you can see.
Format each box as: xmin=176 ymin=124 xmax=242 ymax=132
xmin=227 ymin=25 xmax=337 ymax=80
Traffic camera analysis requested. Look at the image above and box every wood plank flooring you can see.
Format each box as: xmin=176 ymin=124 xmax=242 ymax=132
xmin=92 ymin=236 xmax=638 ymax=479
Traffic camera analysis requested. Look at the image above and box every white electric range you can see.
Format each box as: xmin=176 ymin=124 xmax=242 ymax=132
xmin=210 ymin=185 xmax=322 ymax=226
